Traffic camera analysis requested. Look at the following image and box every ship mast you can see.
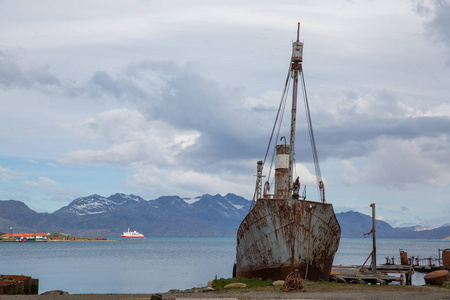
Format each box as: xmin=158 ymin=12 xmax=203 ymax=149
xmin=258 ymin=23 xmax=326 ymax=203
xmin=288 ymin=23 xmax=303 ymax=195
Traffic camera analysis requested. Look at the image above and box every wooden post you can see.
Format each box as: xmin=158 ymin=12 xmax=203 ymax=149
xmin=438 ymin=249 xmax=441 ymax=267
xmin=370 ymin=203 xmax=377 ymax=272
xmin=406 ymin=270 xmax=412 ymax=286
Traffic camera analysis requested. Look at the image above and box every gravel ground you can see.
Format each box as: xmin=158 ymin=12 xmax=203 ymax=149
xmin=165 ymin=284 xmax=450 ymax=300
xmin=1 ymin=284 xmax=449 ymax=300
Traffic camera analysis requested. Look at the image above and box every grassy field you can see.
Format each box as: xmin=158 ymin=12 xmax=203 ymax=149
xmin=212 ymin=277 xmax=450 ymax=292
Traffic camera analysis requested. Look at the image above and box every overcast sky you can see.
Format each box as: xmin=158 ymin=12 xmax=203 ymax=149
xmin=1 ymin=0 xmax=450 ymax=228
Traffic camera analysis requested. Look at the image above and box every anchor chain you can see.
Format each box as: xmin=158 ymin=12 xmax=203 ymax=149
xmin=283 ymin=269 xmax=304 ymax=292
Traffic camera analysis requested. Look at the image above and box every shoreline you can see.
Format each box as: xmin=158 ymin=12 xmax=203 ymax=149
xmin=0 ymin=239 xmax=115 ymax=242
xmin=46 ymin=239 xmax=115 ymax=242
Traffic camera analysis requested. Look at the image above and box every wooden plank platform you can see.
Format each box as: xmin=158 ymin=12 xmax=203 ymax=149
xmin=332 ymin=266 xmax=402 ymax=284
xmin=374 ymin=264 xmax=414 ymax=273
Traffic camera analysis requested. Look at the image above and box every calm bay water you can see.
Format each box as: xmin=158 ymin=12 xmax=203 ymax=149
xmin=0 ymin=238 xmax=448 ymax=294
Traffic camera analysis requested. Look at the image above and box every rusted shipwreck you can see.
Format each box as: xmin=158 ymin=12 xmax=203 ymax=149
xmin=235 ymin=24 xmax=341 ymax=282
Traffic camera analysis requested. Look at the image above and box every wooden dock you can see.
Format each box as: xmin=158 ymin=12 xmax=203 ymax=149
xmin=331 ymin=266 xmax=405 ymax=284
xmin=374 ymin=264 xmax=414 ymax=273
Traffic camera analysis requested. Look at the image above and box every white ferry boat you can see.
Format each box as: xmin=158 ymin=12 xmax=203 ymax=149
xmin=121 ymin=228 xmax=145 ymax=239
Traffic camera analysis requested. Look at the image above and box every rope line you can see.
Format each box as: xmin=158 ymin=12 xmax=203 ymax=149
xmin=264 ymin=59 xmax=292 ymax=184
xmin=301 ymin=71 xmax=324 ymax=202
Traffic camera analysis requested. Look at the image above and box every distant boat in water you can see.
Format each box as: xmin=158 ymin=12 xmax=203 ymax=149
xmin=121 ymin=228 xmax=145 ymax=239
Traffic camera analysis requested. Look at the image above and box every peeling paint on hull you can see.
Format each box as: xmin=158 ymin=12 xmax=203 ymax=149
xmin=236 ymin=198 xmax=341 ymax=281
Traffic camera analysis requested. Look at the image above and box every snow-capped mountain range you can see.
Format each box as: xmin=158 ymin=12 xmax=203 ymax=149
xmin=54 ymin=193 xmax=250 ymax=218
xmin=1 ymin=193 xmax=252 ymax=237
xmin=54 ymin=193 xmax=146 ymax=216
xmin=0 ymin=194 xmax=449 ymax=239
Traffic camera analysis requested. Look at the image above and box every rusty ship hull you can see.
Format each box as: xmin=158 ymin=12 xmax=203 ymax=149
xmin=236 ymin=198 xmax=340 ymax=281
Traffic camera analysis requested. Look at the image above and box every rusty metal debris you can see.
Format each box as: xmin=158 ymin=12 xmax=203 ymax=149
xmin=441 ymin=248 xmax=450 ymax=268
xmin=283 ymin=269 xmax=304 ymax=292
xmin=0 ymin=275 xmax=39 ymax=295
xmin=360 ymin=203 xmax=377 ymax=273
xmin=385 ymin=248 xmax=450 ymax=271
xmin=424 ymin=270 xmax=450 ymax=285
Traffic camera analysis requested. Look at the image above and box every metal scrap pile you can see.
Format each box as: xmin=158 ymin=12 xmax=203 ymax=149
xmin=283 ymin=269 xmax=304 ymax=292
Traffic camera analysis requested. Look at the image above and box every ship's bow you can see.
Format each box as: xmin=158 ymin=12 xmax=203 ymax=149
xmin=236 ymin=198 xmax=340 ymax=281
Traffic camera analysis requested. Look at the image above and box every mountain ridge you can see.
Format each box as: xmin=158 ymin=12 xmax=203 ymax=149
xmin=0 ymin=194 xmax=448 ymax=239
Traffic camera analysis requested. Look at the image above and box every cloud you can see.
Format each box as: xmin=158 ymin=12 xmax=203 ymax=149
xmin=123 ymin=163 xmax=253 ymax=200
xmin=60 ymin=108 xmax=200 ymax=167
xmin=0 ymin=167 xmax=17 ymax=182
xmin=3 ymin=49 xmax=450 ymax=197
xmin=416 ymin=0 xmax=450 ymax=46
xmin=40 ymin=59 xmax=269 ymax=177
xmin=0 ymin=54 xmax=269 ymax=197
xmin=376 ymin=215 xmax=386 ymax=221
xmin=10 ymin=50 xmax=449 ymax=187
xmin=293 ymin=163 xmax=317 ymax=186
xmin=87 ymin=71 xmax=148 ymax=99
xmin=357 ymin=136 xmax=450 ymax=187
xmin=341 ymin=160 xmax=359 ymax=186
xmin=0 ymin=50 xmax=60 ymax=91
xmin=52 ymin=58 xmax=450 ymax=193
xmin=0 ymin=54 xmax=266 ymax=170
xmin=320 ymin=115 xmax=450 ymax=161
xmin=24 ymin=176 xmax=57 ymax=188
xmin=0 ymin=50 xmax=151 ymax=100
xmin=22 ymin=176 xmax=78 ymax=199
xmin=2 ymin=1 xmax=449 ymax=218
xmin=297 ymin=87 xmax=450 ymax=188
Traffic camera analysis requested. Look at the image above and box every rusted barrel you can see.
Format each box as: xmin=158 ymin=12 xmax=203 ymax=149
xmin=400 ymin=251 xmax=408 ymax=265
xmin=443 ymin=249 xmax=450 ymax=267
xmin=424 ymin=270 xmax=450 ymax=285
